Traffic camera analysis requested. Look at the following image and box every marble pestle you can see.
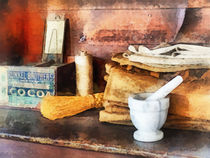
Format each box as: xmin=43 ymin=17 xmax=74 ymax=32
xmin=146 ymin=75 xmax=183 ymax=100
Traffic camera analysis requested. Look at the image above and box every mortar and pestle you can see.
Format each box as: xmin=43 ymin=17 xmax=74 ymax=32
xmin=128 ymin=76 xmax=183 ymax=142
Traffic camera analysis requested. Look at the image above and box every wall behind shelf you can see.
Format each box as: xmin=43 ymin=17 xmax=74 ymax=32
xmin=0 ymin=0 xmax=210 ymax=64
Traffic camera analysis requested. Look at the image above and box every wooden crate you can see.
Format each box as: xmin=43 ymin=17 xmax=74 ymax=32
xmin=0 ymin=63 xmax=75 ymax=108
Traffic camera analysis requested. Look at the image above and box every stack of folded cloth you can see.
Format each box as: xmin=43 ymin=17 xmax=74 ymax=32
xmin=99 ymin=51 xmax=210 ymax=131
xmin=99 ymin=60 xmax=167 ymax=125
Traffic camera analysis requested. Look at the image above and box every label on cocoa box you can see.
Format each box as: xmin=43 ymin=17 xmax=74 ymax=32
xmin=0 ymin=66 xmax=56 ymax=108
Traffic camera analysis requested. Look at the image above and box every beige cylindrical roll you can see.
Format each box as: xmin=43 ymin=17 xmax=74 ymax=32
xmin=75 ymin=51 xmax=93 ymax=96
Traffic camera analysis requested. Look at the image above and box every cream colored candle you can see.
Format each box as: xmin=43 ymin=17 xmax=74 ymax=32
xmin=75 ymin=51 xmax=93 ymax=96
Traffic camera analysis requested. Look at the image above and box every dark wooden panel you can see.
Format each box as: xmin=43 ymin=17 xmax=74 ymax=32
xmin=0 ymin=0 xmax=45 ymax=64
xmin=45 ymin=0 xmax=187 ymax=10
xmin=0 ymin=138 xmax=136 ymax=158
xmin=0 ymin=109 xmax=209 ymax=157
xmin=2 ymin=0 xmax=210 ymax=64
xmin=67 ymin=9 xmax=185 ymax=58
xmin=20 ymin=0 xmax=210 ymax=11
xmin=17 ymin=0 xmax=210 ymax=11
xmin=188 ymin=0 xmax=210 ymax=8
xmin=0 ymin=0 xmax=28 ymax=64
xmin=0 ymin=2 xmax=185 ymax=63
xmin=175 ymin=8 xmax=210 ymax=44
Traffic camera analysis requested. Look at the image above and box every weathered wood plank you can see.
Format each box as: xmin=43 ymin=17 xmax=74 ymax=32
xmin=79 ymin=9 xmax=185 ymax=44
xmin=165 ymin=114 xmax=210 ymax=132
xmin=0 ymin=138 xmax=134 ymax=158
xmin=26 ymin=0 xmax=210 ymax=11
xmin=99 ymin=108 xmax=210 ymax=132
xmin=0 ymin=108 xmax=210 ymax=157
xmin=175 ymin=8 xmax=210 ymax=44
xmin=46 ymin=0 xmax=188 ymax=10
xmin=19 ymin=0 xmax=210 ymax=11
xmin=6 ymin=0 xmax=189 ymax=13
xmin=2 ymin=0 xmax=210 ymax=64
xmin=188 ymin=0 xmax=210 ymax=8
xmin=25 ymin=0 xmax=210 ymax=12
xmin=67 ymin=9 xmax=185 ymax=58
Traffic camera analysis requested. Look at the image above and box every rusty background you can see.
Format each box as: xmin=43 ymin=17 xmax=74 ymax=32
xmin=0 ymin=0 xmax=210 ymax=64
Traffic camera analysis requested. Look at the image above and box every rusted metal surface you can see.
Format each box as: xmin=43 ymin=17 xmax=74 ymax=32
xmin=0 ymin=108 xmax=209 ymax=157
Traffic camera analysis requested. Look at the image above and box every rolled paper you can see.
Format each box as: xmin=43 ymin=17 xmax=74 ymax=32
xmin=75 ymin=51 xmax=93 ymax=96
xmin=146 ymin=75 xmax=183 ymax=100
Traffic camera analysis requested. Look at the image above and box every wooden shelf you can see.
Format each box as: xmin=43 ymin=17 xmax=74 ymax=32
xmin=0 ymin=108 xmax=209 ymax=157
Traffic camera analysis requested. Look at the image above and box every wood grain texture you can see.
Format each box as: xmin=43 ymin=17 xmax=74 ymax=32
xmin=0 ymin=0 xmax=186 ymax=63
xmin=0 ymin=138 xmax=135 ymax=158
xmin=188 ymin=0 xmax=210 ymax=8
xmin=165 ymin=114 xmax=210 ymax=132
xmin=43 ymin=0 xmax=188 ymax=10
xmin=175 ymin=8 xmax=210 ymax=44
xmin=99 ymin=107 xmax=210 ymax=132
xmin=0 ymin=108 xmax=210 ymax=157
xmin=3 ymin=0 xmax=210 ymax=63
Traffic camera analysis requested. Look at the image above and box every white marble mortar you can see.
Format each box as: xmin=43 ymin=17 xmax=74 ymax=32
xmin=128 ymin=93 xmax=169 ymax=142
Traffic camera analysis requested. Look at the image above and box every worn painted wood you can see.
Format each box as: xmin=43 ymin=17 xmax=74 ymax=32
xmin=0 ymin=0 xmax=185 ymax=63
xmin=25 ymin=0 xmax=210 ymax=11
xmin=0 ymin=108 xmax=209 ymax=157
xmin=0 ymin=138 xmax=134 ymax=158
xmin=68 ymin=9 xmax=185 ymax=59
xmin=175 ymin=8 xmax=210 ymax=44
xmin=22 ymin=0 xmax=210 ymax=11
xmin=43 ymin=0 xmax=188 ymax=10
xmin=165 ymin=114 xmax=210 ymax=132
xmin=188 ymin=0 xmax=210 ymax=8
xmin=2 ymin=0 xmax=210 ymax=63
xmin=99 ymin=108 xmax=210 ymax=132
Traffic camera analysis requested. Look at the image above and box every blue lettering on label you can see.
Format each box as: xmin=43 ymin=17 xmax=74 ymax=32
xmin=8 ymin=71 xmax=54 ymax=82
xmin=8 ymin=87 xmax=54 ymax=98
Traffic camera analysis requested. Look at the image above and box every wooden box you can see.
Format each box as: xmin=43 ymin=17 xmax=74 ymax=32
xmin=0 ymin=63 xmax=74 ymax=108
